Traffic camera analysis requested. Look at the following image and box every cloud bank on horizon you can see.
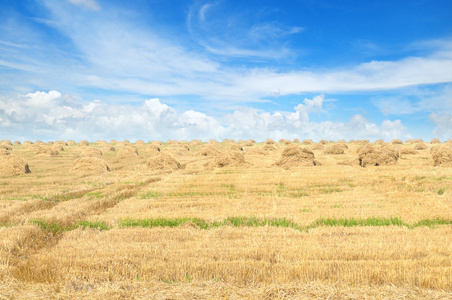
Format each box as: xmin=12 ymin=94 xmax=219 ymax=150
xmin=0 ymin=0 xmax=451 ymax=141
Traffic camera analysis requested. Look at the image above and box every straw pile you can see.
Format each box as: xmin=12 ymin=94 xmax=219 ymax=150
xmin=391 ymin=139 xmax=403 ymax=145
xmin=116 ymin=147 xmax=139 ymax=158
xmin=146 ymin=144 xmax=161 ymax=153
xmin=199 ymin=144 xmax=220 ymax=156
xmin=35 ymin=145 xmax=59 ymax=156
xmin=431 ymin=138 xmax=441 ymax=144
xmin=311 ymin=143 xmax=324 ymax=150
xmin=81 ymin=147 xmax=103 ymax=157
xmin=13 ymin=141 xmax=21 ymax=145
xmin=146 ymin=153 xmax=181 ymax=171
xmin=0 ymin=155 xmax=31 ymax=176
xmin=72 ymin=157 xmax=110 ymax=173
xmin=210 ymin=150 xmax=246 ymax=168
xmin=414 ymin=143 xmax=427 ymax=150
xmin=357 ymin=144 xmax=399 ymax=167
xmin=67 ymin=140 xmax=76 ymax=146
xmin=0 ymin=145 xmax=12 ymax=151
xmin=374 ymin=139 xmax=385 ymax=145
xmin=319 ymin=139 xmax=328 ymax=145
xmin=262 ymin=144 xmax=279 ymax=151
xmin=302 ymin=139 xmax=314 ymax=145
xmin=79 ymin=140 xmax=89 ymax=147
xmin=275 ymin=144 xmax=318 ymax=169
xmin=431 ymin=146 xmax=452 ymax=167
xmin=0 ymin=149 xmax=10 ymax=156
xmin=229 ymin=144 xmax=243 ymax=152
xmin=400 ymin=148 xmax=417 ymax=155
xmin=135 ymin=140 xmax=145 ymax=146
xmin=0 ymin=140 xmax=12 ymax=146
xmin=323 ymin=144 xmax=345 ymax=154
xmin=265 ymin=139 xmax=276 ymax=144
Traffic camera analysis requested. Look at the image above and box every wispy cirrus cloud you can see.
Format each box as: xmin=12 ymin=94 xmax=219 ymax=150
xmin=0 ymin=0 xmax=451 ymax=107
xmin=67 ymin=0 xmax=100 ymax=11
xmin=187 ymin=1 xmax=303 ymax=60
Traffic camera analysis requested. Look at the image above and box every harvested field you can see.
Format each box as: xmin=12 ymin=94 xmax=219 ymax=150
xmin=0 ymin=139 xmax=451 ymax=299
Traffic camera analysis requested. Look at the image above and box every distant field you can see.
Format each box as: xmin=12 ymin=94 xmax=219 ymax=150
xmin=0 ymin=140 xmax=451 ymax=299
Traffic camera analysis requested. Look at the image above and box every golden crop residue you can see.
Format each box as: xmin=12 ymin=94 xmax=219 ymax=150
xmin=0 ymin=140 xmax=451 ymax=298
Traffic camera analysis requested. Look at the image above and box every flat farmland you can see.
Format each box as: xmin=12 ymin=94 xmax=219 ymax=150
xmin=0 ymin=140 xmax=451 ymax=299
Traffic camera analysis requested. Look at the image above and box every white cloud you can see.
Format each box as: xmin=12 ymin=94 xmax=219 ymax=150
xmin=67 ymin=0 xmax=100 ymax=11
xmin=0 ymin=91 xmax=411 ymax=142
xmin=373 ymin=83 xmax=452 ymax=116
xmin=429 ymin=113 xmax=452 ymax=140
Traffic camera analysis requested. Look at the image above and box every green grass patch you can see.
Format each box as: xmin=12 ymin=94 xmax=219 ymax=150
xmin=140 ymin=191 xmax=162 ymax=199
xmin=86 ymin=191 xmax=105 ymax=198
xmin=437 ymin=188 xmax=445 ymax=195
xmin=77 ymin=221 xmax=109 ymax=230
xmin=29 ymin=216 xmax=452 ymax=233
xmin=29 ymin=220 xmax=72 ymax=233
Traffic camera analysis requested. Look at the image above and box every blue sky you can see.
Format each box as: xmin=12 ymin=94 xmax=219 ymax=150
xmin=0 ymin=0 xmax=452 ymax=142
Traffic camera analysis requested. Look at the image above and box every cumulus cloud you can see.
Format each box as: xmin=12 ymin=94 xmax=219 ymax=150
xmin=429 ymin=113 xmax=452 ymax=140
xmin=0 ymin=91 xmax=411 ymax=142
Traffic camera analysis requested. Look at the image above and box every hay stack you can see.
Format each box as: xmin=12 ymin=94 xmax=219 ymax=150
xmin=431 ymin=146 xmax=452 ymax=167
xmin=319 ymin=139 xmax=328 ymax=145
xmin=110 ymin=139 xmax=117 ymax=144
xmin=349 ymin=139 xmax=356 ymax=143
xmin=79 ymin=140 xmax=89 ymax=147
xmin=431 ymin=138 xmax=441 ymax=144
xmin=400 ymin=148 xmax=417 ymax=155
xmin=374 ymin=139 xmax=385 ymax=145
xmin=81 ymin=147 xmax=103 ymax=157
xmin=282 ymin=139 xmax=292 ymax=145
xmin=311 ymin=143 xmax=324 ymax=150
xmin=357 ymin=144 xmax=399 ymax=167
xmin=116 ymin=147 xmax=139 ymax=158
xmin=189 ymin=139 xmax=202 ymax=145
xmin=0 ymin=149 xmax=10 ymax=156
xmin=146 ymin=144 xmax=161 ymax=153
xmin=199 ymin=144 xmax=220 ymax=156
xmin=210 ymin=150 xmax=246 ymax=168
xmin=265 ymin=139 xmax=276 ymax=144
xmin=23 ymin=141 xmax=33 ymax=146
xmin=72 ymin=157 xmax=110 ymax=173
xmin=13 ymin=141 xmax=21 ymax=145
xmin=103 ymin=146 xmax=115 ymax=152
xmin=414 ymin=143 xmax=427 ymax=150
xmin=35 ymin=145 xmax=59 ymax=156
xmin=262 ymin=143 xmax=279 ymax=151
xmin=52 ymin=145 xmax=64 ymax=151
xmin=0 ymin=155 xmax=31 ymax=176
xmin=209 ymin=139 xmax=218 ymax=144
xmin=302 ymin=139 xmax=314 ymax=145
xmin=275 ymin=144 xmax=318 ymax=169
xmin=247 ymin=139 xmax=256 ymax=144
xmin=162 ymin=148 xmax=183 ymax=156
xmin=0 ymin=140 xmax=12 ymax=146
xmin=67 ymin=140 xmax=76 ymax=146
xmin=243 ymin=141 xmax=254 ymax=147
xmin=0 ymin=145 xmax=12 ymax=151
xmin=293 ymin=138 xmax=300 ymax=143
xmin=391 ymin=139 xmax=403 ymax=145
xmin=146 ymin=153 xmax=181 ymax=171
xmin=135 ymin=140 xmax=145 ymax=146
xmin=229 ymin=144 xmax=243 ymax=152
xmin=323 ymin=144 xmax=345 ymax=155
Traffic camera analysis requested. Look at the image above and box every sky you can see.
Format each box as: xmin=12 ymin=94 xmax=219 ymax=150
xmin=1 ymin=0 xmax=452 ymax=142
